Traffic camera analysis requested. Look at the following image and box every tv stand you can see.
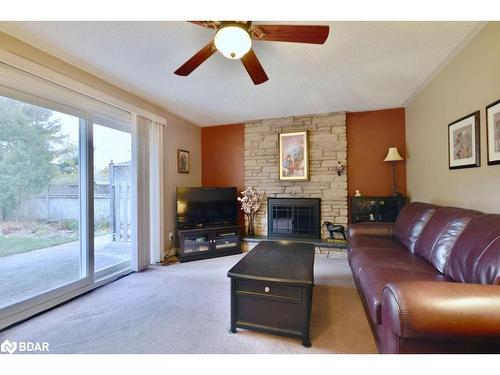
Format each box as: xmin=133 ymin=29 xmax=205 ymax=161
xmin=177 ymin=225 xmax=242 ymax=263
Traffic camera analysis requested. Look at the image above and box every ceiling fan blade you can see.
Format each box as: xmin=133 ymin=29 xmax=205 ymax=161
xmin=189 ymin=21 xmax=219 ymax=29
xmin=251 ymin=25 xmax=329 ymax=44
xmin=174 ymin=41 xmax=217 ymax=76
xmin=241 ymin=49 xmax=268 ymax=85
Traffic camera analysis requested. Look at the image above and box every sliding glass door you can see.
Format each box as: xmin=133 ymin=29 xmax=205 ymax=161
xmin=0 ymin=90 xmax=134 ymax=327
xmin=0 ymin=95 xmax=88 ymax=309
xmin=93 ymin=122 xmax=132 ymax=277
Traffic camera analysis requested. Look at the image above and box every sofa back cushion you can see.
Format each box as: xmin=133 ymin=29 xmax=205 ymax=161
xmin=394 ymin=202 xmax=436 ymax=253
xmin=444 ymin=214 xmax=500 ymax=284
xmin=414 ymin=207 xmax=480 ymax=273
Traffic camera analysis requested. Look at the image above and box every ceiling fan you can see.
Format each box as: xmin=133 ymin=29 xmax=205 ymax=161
xmin=174 ymin=21 xmax=330 ymax=85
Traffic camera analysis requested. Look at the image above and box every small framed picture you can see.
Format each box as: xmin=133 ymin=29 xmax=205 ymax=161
xmin=448 ymin=111 xmax=480 ymax=169
xmin=177 ymin=149 xmax=190 ymax=173
xmin=486 ymin=99 xmax=500 ymax=165
xmin=279 ymin=131 xmax=309 ymax=180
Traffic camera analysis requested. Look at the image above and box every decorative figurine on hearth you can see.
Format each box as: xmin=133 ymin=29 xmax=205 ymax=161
xmin=335 ymin=161 xmax=346 ymax=176
xmin=237 ymin=187 xmax=262 ymax=236
xmin=323 ymin=221 xmax=346 ymax=240
xmin=355 ymin=190 xmax=361 ymax=197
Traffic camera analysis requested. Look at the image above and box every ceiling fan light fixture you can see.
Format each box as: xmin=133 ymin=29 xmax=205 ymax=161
xmin=214 ymin=25 xmax=252 ymax=60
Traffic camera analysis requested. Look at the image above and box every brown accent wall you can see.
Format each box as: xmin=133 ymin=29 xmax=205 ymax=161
xmin=201 ymin=124 xmax=245 ymax=226
xmin=347 ymin=108 xmax=406 ymax=197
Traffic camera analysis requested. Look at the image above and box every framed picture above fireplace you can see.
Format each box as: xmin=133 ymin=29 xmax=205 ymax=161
xmin=279 ymin=131 xmax=309 ymax=180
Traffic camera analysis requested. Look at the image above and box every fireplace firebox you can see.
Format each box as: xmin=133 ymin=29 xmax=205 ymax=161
xmin=267 ymin=198 xmax=321 ymax=240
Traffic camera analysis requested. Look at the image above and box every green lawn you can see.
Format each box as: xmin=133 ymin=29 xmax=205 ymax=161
xmin=0 ymin=235 xmax=79 ymax=257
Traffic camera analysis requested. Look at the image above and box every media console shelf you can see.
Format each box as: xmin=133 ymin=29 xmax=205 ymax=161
xmin=177 ymin=225 xmax=242 ymax=263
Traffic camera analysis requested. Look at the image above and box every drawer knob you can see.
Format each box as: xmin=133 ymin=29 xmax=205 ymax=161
xmin=264 ymin=286 xmax=270 ymax=293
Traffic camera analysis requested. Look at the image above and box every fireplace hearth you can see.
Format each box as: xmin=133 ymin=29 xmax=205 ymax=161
xmin=267 ymin=198 xmax=321 ymax=240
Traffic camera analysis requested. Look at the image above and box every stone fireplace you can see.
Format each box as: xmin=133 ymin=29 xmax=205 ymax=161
xmin=244 ymin=112 xmax=347 ymax=239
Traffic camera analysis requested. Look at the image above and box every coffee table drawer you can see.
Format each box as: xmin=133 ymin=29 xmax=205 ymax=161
xmin=236 ymin=279 xmax=301 ymax=299
xmin=236 ymin=294 xmax=302 ymax=332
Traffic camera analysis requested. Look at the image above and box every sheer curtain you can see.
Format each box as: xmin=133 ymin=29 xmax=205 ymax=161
xmin=131 ymin=115 xmax=165 ymax=271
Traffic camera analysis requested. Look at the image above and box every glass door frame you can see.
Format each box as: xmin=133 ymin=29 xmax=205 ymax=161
xmin=0 ymin=88 xmax=132 ymax=330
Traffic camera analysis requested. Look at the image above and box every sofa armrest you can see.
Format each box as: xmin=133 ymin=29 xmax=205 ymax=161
xmin=381 ymin=281 xmax=500 ymax=340
xmin=348 ymin=222 xmax=394 ymax=239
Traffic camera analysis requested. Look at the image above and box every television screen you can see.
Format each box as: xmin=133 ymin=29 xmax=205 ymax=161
xmin=176 ymin=187 xmax=238 ymax=229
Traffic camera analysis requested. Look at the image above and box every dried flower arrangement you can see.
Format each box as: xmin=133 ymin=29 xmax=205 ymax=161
xmin=237 ymin=186 xmax=262 ymax=236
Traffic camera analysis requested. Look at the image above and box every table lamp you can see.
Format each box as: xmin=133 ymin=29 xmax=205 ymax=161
xmin=384 ymin=146 xmax=404 ymax=196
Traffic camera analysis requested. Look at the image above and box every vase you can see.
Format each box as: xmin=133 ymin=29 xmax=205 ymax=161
xmin=246 ymin=213 xmax=255 ymax=236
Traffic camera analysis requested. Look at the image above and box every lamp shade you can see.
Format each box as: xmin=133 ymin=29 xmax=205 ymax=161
xmin=384 ymin=147 xmax=404 ymax=162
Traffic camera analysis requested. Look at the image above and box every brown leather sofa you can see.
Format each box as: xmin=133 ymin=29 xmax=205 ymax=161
xmin=347 ymin=202 xmax=500 ymax=353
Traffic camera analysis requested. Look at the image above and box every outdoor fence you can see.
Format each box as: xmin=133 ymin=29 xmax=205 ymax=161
xmin=4 ymin=162 xmax=132 ymax=242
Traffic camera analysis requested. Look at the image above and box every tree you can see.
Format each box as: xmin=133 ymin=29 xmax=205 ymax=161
xmin=53 ymin=141 xmax=79 ymax=184
xmin=0 ymin=96 xmax=72 ymax=220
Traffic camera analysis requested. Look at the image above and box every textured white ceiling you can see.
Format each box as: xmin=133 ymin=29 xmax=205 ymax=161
xmin=0 ymin=21 xmax=480 ymax=126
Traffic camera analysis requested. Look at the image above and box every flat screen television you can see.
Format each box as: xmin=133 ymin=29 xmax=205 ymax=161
xmin=176 ymin=187 xmax=238 ymax=229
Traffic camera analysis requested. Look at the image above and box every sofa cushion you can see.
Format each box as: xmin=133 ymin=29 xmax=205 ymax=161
xmin=394 ymin=202 xmax=437 ymax=253
xmin=358 ymin=267 xmax=447 ymax=324
xmin=414 ymin=207 xmax=479 ymax=273
xmin=348 ymin=241 xmax=409 ymax=284
xmin=348 ymin=235 xmax=405 ymax=252
xmin=350 ymin=248 xmax=438 ymax=277
xmin=445 ymin=214 xmax=500 ymax=285
xmin=347 ymin=222 xmax=395 ymax=239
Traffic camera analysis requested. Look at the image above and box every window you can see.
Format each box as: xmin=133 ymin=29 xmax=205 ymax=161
xmin=0 ymin=95 xmax=87 ymax=309
xmin=0 ymin=56 xmax=164 ymax=329
xmin=0 ymin=64 xmax=136 ymax=328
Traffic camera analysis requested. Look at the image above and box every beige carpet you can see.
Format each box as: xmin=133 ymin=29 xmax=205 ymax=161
xmin=0 ymin=253 xmax=377 ymax=353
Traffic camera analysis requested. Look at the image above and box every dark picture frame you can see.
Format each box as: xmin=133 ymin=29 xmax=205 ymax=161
xmin=448 ymin=111 xmax=480 ymax=170
xmin=486 ymin=99 xmax=500 ymax=165
xmin=177 ymin=149 xmax=190 ymax=173
xmin=278 ymin=131 xmax=309 ymax=181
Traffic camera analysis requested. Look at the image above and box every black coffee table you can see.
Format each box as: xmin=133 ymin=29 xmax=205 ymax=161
xmin=227 ymin=241 xmax=315 ymax=347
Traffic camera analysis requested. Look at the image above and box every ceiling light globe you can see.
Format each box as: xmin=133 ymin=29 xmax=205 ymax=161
xmin=214 ymin=25 xmax=252 ymax=60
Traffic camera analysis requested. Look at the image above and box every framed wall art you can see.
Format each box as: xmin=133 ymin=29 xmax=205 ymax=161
xmin=177 ymin=149 xmax=190 ymax=173
xmin=279 ymin=131 xmax=309 ymax=180
xmin=448 ymin=111 xmax=480 ymax=169
xmin=486 ymin=99 xmax=500 ymax=165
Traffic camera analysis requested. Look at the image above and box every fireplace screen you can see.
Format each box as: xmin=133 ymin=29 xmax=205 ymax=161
xmin=267 ymin=198 xmax=321 ymax=239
